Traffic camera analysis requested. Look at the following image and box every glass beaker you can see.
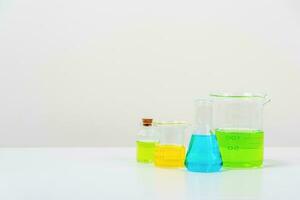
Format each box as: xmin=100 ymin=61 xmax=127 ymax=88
xmin=210 ymin=92 xmax=270 ymax=168
xmin=185 ymin=99 xmax=222 ymax=172
xmin=154 ymin=121 xmax=188 ymax=168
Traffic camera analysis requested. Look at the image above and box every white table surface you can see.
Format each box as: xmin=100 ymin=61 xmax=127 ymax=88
xmin=0 ymin=147 xmax=299 ymax=200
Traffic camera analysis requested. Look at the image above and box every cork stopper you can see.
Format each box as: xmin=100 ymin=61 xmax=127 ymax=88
xmin=142 ymin=118 xmax=153 ymax=126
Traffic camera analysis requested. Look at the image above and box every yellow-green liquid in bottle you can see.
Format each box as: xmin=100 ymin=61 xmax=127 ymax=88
xmin=136 ymin=141 xmax=156 ymax=163
xmin=216 ymin=129 xmax=264 ymax=168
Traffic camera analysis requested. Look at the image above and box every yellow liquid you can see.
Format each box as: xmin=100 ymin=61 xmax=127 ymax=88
xmin=154 ymin=144 xmax=185 ymax=168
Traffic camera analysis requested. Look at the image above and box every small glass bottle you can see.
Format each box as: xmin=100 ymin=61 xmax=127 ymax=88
xmin=185 ymin=99 xmax=222 ymax=172
xmin=136 ymin=118 xmax=157 ymax=163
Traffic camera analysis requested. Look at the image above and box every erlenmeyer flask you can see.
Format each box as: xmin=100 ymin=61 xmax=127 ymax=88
xmin=185 ymin=99 xmax=222 ymax=172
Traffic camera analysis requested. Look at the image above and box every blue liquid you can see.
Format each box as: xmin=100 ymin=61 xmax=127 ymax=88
xmin=185 ymin=134 xmax=222 ymax=172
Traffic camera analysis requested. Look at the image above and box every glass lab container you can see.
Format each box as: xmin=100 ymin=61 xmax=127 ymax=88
xmin=154 ymin=121 xmax=188 ymax=168
xmin=136 ymin=118 xmax=158 ymax=163
xmin=185 ymin=99 xmax=222 ymax=172
xmin=210 ymin=92 xmax=270 ymax=168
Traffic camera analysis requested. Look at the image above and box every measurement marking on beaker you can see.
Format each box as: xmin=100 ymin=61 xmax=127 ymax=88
xmin=227 ymin=146 xmax=239 ymax=150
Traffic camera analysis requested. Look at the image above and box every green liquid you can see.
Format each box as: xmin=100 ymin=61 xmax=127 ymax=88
xmin=136 ymin=141 xmax=157 ymax=163
xmin=216 ymin=129 xmax=264 ymax=168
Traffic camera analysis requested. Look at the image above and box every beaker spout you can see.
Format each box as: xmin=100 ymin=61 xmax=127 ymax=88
xmin=263 ymin=98 xmax=271 ymax=105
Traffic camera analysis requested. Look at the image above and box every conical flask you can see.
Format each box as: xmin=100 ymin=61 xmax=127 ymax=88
xmin=185 ymin=99 xmax=222 ymax=172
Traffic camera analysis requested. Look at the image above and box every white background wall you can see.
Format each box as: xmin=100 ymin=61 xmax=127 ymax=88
xmin=0 ymin=0 xmax=299 ymax=147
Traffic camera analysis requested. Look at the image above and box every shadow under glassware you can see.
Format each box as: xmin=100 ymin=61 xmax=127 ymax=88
xmin=263 ymin=159 xmax=289 ymax=168
xmin=138 ymin=163 xmax=265 ymax=200
xmin=185 ymin=172 xmax=222 ymax=200
xmin=219 ymin=169 xmax=263 ymax=199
